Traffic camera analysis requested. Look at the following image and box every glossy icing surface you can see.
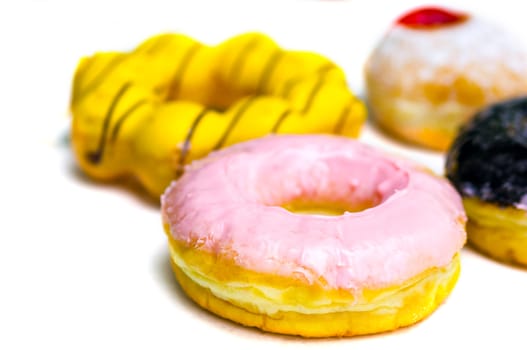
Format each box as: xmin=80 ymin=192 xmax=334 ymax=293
xmin=162 ymin=135 xmax=466 ymax=291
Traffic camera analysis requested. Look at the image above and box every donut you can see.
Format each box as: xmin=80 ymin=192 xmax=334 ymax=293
xmin=446 ymin=96 xmax=527 ymax=266
xmin=70 ymin=32 xmax=366 ymax=197
xmin=162 ymin=134 xmax=467 ymax=337
xmin=364 ymin=6 xmax=527 ymax=151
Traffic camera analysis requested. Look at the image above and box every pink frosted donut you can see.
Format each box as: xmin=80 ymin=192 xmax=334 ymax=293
xmin=162 ymin=134 xmax=466 ymax=337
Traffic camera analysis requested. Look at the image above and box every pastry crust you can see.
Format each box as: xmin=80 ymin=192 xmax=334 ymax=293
xmin=463 ymin=198 xmax=527 ymax=266
xmin=169 ymin=236 xmax=461 ymax=338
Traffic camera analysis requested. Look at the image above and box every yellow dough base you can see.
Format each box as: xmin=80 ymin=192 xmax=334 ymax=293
xmin=366 ymin=89 xmax=475 ymax=151
xmin=463 ymin=197 xmax=527 ymax=266
xmin=365 ymin=54 xmax=527 ymax=151
xmin=168 ymin=236 xmax=461 ymax=337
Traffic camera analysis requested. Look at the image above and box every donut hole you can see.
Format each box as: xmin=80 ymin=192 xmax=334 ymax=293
xmin=255 ymin=154 xmax=409 ymax=216
xmin=281 ymin=199 xmax=376 ymax=216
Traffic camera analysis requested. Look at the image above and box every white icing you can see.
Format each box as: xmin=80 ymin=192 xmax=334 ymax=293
xmin=368 ymin=18 xmax=527 ymax=91
xmin=516 ymin=193 xmax=527 ymax=210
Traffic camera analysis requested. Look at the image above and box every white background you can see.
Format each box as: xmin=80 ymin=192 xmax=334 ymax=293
xmin=1 ymin=1 xmax=527 ymax=349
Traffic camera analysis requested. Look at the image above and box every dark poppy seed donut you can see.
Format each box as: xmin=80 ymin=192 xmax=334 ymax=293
xmin=446 ymin=96 xmax=527 ymax=265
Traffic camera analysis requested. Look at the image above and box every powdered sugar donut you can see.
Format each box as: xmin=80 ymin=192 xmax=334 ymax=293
xmin=161 ymin=134 xmax=467 ymax=337
xmin=365 ymin=7 xmax=527 ymax=150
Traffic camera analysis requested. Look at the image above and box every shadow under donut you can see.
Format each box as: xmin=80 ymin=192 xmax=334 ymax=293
xmin=463 ymin=242 xmax=527 ymax=272
xmin=61 ymin=134 xmax=160 ymax=209
xmin=153 ymin=248 xmax=286 ymax=339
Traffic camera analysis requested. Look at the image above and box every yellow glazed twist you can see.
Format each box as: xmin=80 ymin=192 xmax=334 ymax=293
xmin=70 ymin=32 xmax=367 ymax=197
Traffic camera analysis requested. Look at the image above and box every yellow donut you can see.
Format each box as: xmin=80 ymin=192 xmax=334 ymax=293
xmin=70 ymin=32 xmax=367 ymax=197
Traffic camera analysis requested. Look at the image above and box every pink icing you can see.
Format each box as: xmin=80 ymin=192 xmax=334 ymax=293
xmin=162 ymin=135 xmax=466 ymax=292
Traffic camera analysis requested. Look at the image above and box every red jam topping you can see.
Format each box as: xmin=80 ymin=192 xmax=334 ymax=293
xmin=396 ymin=7 xmax=468 ymax=29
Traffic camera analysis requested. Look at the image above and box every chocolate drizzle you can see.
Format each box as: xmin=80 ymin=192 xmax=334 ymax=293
xmin=446 ymin=96 xmax=527 ymax=207
xmin=271 ymin=109 xmax=292 ymax=133
xmin=85 ymin=82 xmax=132 ymax=164
xmin=301 ymin=76 xmax=324 ymax=114
xmin=76 ymin=54 xmax=127 ymax=102
xmin=333 ymin=103 xmax=352 ymax=134
xmin=166 ymin=43 xmax=201 ymax=99
xmin=110 ymin=99 xmax=148 ymax=144
xmin=280 ymin=63 xmax=333 ymax=99
xmin=213 ymin=96 xmax=256 ymax=150
xmin=178 ymin=107 xmax=210 ymax=172
xmin=228 ymin=36 xmax=261 ymax=83
xmin=257 ymin=50 xmax=284 ymax=92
